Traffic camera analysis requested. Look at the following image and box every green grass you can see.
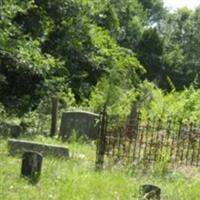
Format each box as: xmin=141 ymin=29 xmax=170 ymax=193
xmin=0 ymin=136 xmax=200 ymax=200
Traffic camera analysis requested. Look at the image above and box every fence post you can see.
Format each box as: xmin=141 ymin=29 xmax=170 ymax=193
xmin=95 ymin=107 xmax=107 ymax=170
xmin=50 ymin=96 xmax=59 ymax=137
xmin=126 ymin=103 xmax=140 ymax=139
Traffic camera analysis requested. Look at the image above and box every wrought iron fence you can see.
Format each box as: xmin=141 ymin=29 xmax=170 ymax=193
xmin=96 ymin=111 xmax=200 ymax=169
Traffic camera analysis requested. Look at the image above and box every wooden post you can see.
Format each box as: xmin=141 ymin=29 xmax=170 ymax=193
xmin=139 ymin=184 xmax=161 ymax=200
xmin=0 ymin=0 xmax=3 ymax=19
xmin=21 ymin=151 xmax=43 ymax=183
xmin=50 ymin=96 xmax=59 ymax=137
xmin=95 ymin=107 xmax=107 ymax=170
xmin=125 ymin=103 xmax=139 ymax=139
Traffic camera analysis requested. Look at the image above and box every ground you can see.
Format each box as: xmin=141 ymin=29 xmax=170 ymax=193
xmin=0 ymin=135 xmax=200 ymax=200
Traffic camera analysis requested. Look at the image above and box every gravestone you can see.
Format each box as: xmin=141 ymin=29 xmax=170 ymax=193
xmin=8 ymin=139 xmax=69 ymax=158
xmin=0 ymin=123 xmax=22 ymax=138
xmin=60 ymin=111 xmax=99 ymax=140
xmin=10 ymin=125 xmax=22 ymax=138
xmin=139 ymin=184 xmax=161 ymax=200
xmin=21 ymin=151 xmax=43 ymax=183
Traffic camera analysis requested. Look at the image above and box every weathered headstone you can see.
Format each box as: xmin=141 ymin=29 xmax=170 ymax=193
xmin=0 ymin=123 xmax=22 ymax=138
xmin=60 ymin=111 xmax=99 ymax=140
xmin=10 ymin=125 xmax=22 ymax=138
xmin=139 ymin=184 xmax=161 ymax=200
xmin=21 ymin=151 xmax=43 ymax=183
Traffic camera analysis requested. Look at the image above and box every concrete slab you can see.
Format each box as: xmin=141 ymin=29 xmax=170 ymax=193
xmin=8 ymin=139 xmax=69 ymax=158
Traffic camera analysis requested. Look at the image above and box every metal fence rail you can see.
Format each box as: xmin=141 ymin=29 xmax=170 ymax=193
xmin=96 ymin=112 xmax=200 ymax=169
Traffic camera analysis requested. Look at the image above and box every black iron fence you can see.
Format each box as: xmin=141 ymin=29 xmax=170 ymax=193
xmin=96 ymin=111 xmax=200 ymax=169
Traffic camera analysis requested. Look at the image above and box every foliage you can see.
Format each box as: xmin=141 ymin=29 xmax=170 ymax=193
xmin=138 ymin=28 xmax=164 ymax=84
xmin=140 ymin=82 xmax=200 ymax=122
xmin=1 ymin=0 xmax=200 ymax=124
xmin=152 ymin=151 xmax=171 ymax=177
xmin=0 ymin=0 xmax=64 ymax=114
xmin=88 ymin=25 xmax=143 ymax=116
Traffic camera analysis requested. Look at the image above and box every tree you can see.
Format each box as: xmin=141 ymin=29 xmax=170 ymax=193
xmin=159 ymin=8 xmax=199 ymax=89
xmin=139 ymin=0 xmax=165 ymax=23
xmin=138 ymin=28 xmax=164 ymax=85
xmin=0 ymin=0 xmax=64 ymax=114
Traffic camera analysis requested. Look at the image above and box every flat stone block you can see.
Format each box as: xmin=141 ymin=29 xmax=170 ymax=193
xmin=8 ymin=139 xmax=69 ymax=158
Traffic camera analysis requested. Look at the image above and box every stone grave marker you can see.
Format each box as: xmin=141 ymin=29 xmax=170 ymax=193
xmin=21 ymin=151 xmax=43 ymax=183
xmin=60 ymin=111 xmax=99 ymax=140
xmin=8 ymin=139 xmax=69 ymax=158
xmin=0 ymin=123 xmax=22 ymax=138
xmin=139 ymin=184 xmax=161 ymax=200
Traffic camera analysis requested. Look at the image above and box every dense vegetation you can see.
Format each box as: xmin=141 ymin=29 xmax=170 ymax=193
xmin=1 ymin=0 xmax=200 ymax=122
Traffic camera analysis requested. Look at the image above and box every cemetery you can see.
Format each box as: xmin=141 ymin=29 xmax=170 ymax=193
xmin=1 ymin=100 xmax=200 ymax=200
xmin=1 ymin=0 xmax=200 ymax=199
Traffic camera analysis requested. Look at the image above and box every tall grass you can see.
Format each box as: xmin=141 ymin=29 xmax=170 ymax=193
xmin=0 ymin=136 xmax=200 ymax=200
